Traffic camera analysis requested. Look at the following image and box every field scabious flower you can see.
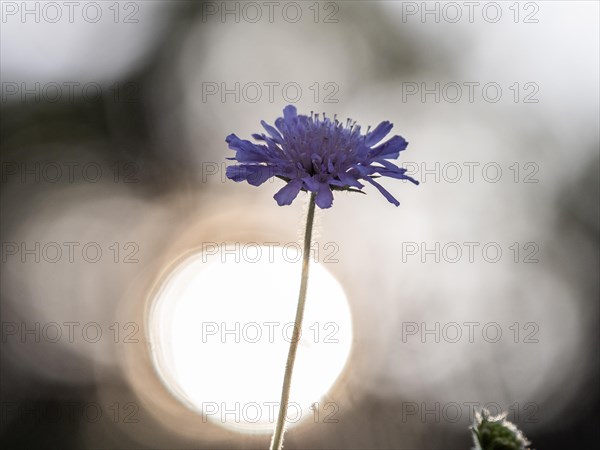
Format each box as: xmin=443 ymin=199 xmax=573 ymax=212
xmin=226 ymin=105 xmax=418 ymax=208
xmin=225 ymin=105 xmax=419 ymax=450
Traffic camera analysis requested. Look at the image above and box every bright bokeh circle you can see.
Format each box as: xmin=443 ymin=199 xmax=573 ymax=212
xmin=148 ymin=245 xmax=353 ymax=433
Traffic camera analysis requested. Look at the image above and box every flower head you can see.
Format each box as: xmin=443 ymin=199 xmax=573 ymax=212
xmin=471 ymin=409 xmax=531 ymax=450
xmin=226 ymin=105 xmax=418 ymax=209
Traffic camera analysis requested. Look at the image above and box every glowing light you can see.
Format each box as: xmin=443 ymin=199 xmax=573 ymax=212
xmin=148 ymin=245 xmax=352 ymax=434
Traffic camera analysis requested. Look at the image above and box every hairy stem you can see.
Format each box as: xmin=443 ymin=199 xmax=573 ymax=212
xmin=270 ymin=192 xmax=317 ymax=450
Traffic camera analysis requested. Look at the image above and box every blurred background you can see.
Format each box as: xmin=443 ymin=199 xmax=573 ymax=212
xmin=1 ymin=1 xmax=598 ymax=448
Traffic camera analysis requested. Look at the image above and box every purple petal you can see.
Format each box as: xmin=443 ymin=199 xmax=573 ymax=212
xmin=283 ymin=105 xmax=298 ymax=122
xmin=368 ymin=135 xmax=408 ymax=161
xmin=315 ymin=183 xmax=334 ymax=209
xmin=372 ymin=161 xmax=420 ymax=185
xmin=274 ymin=117 xmax=285 ymax=133
xmin=350 ymin=164 xmax=374 ymax=177
xmin=261 ymin=120 xmax=284 ymax=144
xmin=365 ymin=121 xmax=393 ymax=147
xmin=245 ymin=166 xmax=276 ymax=186
xmin=274 ymin=179 xmax=303 ymax=206
xmin=301 ymin=175 xmax=320 ymax=192
xmin=226 ymin=134 xmax=270 ymax=163
xmin=363 ymin=177 xmax=400 ymax=206
xmin=226 ymin=165 xmax=249 ymax=182
xmin=338 ymin=171 xmax=364 ymax=188
xmin=226 ymin=165 xmax=274 ymax=186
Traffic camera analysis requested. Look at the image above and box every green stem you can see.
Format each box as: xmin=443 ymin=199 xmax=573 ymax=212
xmin=270 ymin=192 xmax=317 ymax=450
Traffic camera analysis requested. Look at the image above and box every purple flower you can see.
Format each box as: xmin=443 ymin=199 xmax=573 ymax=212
xmin=226 ymin=105 xmax=419 ymax=209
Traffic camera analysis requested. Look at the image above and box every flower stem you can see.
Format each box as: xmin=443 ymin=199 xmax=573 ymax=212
xmin=270 ymin=192 xmax=317 ymax=450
